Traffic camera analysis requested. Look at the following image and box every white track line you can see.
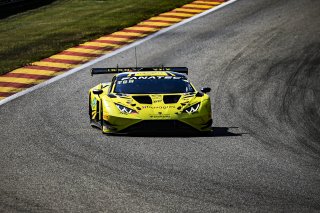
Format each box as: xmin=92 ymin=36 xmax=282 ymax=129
xmin=0 ymin=0 xmax=239 ymax=106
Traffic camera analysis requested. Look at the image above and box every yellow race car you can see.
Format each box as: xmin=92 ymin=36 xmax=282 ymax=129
xmin=89 ymin=67 xmax=212 ymax=134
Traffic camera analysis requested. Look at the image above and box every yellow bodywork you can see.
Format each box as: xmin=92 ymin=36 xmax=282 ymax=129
xmin=89 ymin=71 xmax=212 ymax=134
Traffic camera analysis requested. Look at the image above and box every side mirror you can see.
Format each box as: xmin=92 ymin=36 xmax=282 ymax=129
xmin=201 ymin=87 xmax=211 ymax=93
xmin=92 ymin=89 xmax=103 ymax=95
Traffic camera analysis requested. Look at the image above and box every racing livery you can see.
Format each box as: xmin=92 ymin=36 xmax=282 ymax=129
xmin=89 ymin=67 xmax=212 ymax=134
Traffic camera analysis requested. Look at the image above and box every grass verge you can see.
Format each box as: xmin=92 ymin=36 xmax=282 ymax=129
xmin=0 ymin=0 xmax=194 ymax=75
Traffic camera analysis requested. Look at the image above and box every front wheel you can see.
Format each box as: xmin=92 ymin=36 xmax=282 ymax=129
xmin=89 ymin=93 xmax=93 ymax=123
xmin=100 ymin=102 xmax=107 ymax=133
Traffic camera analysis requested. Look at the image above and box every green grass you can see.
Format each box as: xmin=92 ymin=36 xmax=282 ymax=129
xmin=0 ymin=0 xmax=194 ymax=75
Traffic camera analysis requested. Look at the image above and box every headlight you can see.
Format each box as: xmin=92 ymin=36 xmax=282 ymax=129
xmin=184 ymin=103 xmax=200 ymax=113
xmin=115 ymin=104 xmax=137 ymax=114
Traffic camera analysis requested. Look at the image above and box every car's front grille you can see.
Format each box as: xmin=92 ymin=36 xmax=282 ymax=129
xmin=120 ymin=120 xmax=197 ymax=133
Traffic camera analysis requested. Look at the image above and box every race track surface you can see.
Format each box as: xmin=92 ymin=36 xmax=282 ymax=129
xmin=0 ymin=0 xmax=319 ymax=212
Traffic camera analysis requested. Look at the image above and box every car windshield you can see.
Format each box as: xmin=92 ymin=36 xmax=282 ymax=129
xmin=113 ymin=76 xmax=195 ymax=94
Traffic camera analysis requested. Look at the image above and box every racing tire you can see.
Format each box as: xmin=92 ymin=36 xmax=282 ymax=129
xmin=89 ymin=94 xmax=92 ymax=122
xmin=100 ymin=102 xmax=106 ymax=133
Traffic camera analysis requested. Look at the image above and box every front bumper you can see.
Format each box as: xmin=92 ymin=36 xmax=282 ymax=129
xmin=101 ymin=99 xmax=212 ymax=134
xmin=102 ymin=116 xmax=212 ymax=134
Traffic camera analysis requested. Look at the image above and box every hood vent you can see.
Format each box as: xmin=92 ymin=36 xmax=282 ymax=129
xmin=132 ymin=95 xmax=152 ymax=104
xmin=163 ymin=95 xmax=181 ymax=104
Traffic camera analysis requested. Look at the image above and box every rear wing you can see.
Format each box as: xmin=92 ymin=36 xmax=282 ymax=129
xmin=91 ymin=67 xmax=188 ymax=76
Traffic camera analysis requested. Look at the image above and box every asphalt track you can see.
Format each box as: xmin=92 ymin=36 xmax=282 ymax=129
xmin=0 ymin=0 xmax=320 ymax=212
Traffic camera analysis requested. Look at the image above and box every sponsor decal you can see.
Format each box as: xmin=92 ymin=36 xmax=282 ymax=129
xmin=120 ymin=76 xmax=183 ymax=81
xmin=151 ymin=95 xmax=162 ymax=103
xmin=117 ymin=79 xmax=135 ymax=84
xmin=151 ymin=95 xmax=162 ymax=99
xmin=142 ymin=105 xmax=175 ymax=109
xmin=150 ymin=115 xmax=171 ymax=119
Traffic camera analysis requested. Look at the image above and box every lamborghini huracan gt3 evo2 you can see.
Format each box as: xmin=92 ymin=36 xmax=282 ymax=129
xmin=89 ymin=67 xmax=212 ymax=134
